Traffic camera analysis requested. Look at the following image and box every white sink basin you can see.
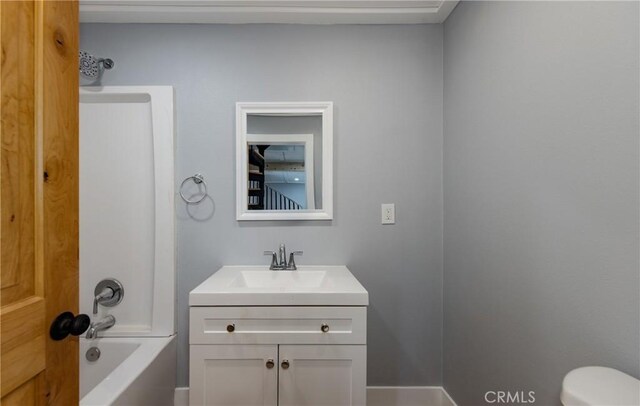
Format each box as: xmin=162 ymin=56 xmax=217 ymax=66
xmin=229 ymin=270 xmax=329 ymax=289
xmin=189 ymin=266 xmax=368 ymax=306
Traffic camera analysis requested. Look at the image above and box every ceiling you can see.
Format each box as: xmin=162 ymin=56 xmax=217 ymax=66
xmin=264 ymin=145 xmax=306 ymax=184
xmin=79 ymin=0 xmax=460 ymax=24
xmin=265 ymin=170 xmax=305 ymax=184
xmin=264 ymin=145 xmax=305 ymax=163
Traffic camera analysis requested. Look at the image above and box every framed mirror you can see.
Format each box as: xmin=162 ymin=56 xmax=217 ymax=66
xmin=236 ymin=102 xmax=333 ymax=221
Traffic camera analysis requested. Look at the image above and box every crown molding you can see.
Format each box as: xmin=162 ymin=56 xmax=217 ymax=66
xmin=80 ymin=0 xmax=459 ymax=24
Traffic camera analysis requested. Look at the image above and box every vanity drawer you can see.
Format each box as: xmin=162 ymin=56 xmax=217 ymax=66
xmin=189 ymin=306 xmax=366 ymax=345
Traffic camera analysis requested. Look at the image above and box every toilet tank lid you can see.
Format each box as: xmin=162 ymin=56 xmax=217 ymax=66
xmin=561 ymin=367 xmax=640 ymax=406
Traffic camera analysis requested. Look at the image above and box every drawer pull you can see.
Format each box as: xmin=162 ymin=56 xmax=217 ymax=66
xmin=281 ymin=360 xmax=290 ymax=369
xmin=321 ymin=323 xmax=330 ymax=333
xmin=226 ymin=324 xmax=235 ymax=333
xmin=266 ymin=359 xmax=275 ymax=369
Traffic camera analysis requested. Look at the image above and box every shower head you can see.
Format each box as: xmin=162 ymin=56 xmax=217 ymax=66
xmin=79 ymin=50 xmax=114 ymax=79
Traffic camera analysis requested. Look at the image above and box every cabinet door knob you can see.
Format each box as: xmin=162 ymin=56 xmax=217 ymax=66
xmin=266 ymin=359 xmax=275 ymax=369
xmin=321 ymin=323 xmax=330 ymax=333
xmin=281 ymin=360 xmax=290 ymax=369
xmin=226 ymin=324 xmax=235 ymax=333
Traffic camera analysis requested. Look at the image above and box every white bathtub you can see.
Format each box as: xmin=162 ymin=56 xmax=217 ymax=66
xmin=80 ymin=336 xmax=176 ymax=406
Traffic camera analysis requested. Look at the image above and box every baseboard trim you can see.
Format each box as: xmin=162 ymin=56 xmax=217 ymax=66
xmin=174 ymin=387 xmax=188 ymax=406
xmin=441 ymin=386 xmax=458 ymax=406
xmin=175 ymin=386 xmax=457 ymax=406
xmin=367 ymin=386 xmax=457 ymax=406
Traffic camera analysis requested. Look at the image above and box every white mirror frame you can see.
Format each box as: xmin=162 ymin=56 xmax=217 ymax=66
xmin=236 ymin=102 xmax=333 ymax=221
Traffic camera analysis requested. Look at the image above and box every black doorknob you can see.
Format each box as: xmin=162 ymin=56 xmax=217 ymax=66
xmin=72 ymin=314 xmax=91 ymax=336
xmin=50 ymin=312 xmax=91 ymax=341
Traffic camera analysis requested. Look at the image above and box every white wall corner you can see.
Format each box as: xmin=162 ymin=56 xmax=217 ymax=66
xmin=174 ymin=386 xmax=457 ymax=406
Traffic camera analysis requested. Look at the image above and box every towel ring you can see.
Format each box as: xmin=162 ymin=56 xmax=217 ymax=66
xmin=180 ymin=173 xmax=208 ymax=204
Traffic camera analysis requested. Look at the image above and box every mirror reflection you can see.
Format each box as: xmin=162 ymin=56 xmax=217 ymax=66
xmin=246 ymin=114 xmax=322 ymax=211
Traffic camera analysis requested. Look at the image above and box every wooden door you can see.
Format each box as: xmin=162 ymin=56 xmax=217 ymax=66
xmin=189 ymin=345 xmax=278 ymax=406
xmin=0 ymin=1 xmax=79 ymax=405
xmin=278 ymin=345 xmax=367 ymax=406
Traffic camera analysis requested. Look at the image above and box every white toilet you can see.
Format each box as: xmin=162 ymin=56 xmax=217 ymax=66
xmin=561 ymin=366 xmax=640 ymax=406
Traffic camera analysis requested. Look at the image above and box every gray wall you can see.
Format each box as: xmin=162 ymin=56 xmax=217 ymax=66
xmin=443 ymin=2 xmax=640 ymax=406
xmin=80 ymin=24 xmax=444 ymax=387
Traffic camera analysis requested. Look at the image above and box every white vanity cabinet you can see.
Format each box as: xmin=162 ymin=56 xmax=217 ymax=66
xmin=189 ymin=266 xmax=369 ymax=406
xmin=278 ymin=345 xmax=366 ymax=406
xmin=189 ymin=306 xmax=367 ymax=406
xmin=190 ymin=345 xmax=279 ymax=406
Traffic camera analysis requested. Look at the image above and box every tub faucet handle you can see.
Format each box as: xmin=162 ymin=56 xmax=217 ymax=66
xmin=93 ymin=287 xmax=114 ymax=314
xmin=92 ymin=279 xmax=124 ymax=315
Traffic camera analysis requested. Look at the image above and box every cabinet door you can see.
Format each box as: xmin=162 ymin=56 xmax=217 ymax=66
xmin=278 ymin=345 xmax=366 ymax=406
xmin=190 ymin=345 xmax=278 ymax=406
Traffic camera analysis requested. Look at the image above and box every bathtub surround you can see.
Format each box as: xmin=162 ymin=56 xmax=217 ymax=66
xmin=78 ymin=86 xmax=177 ymax=404
xmin=443 ymin=2 xmax=640 ymax=406
xmin=80 ymin=24 xmax=445 ymax=388
xmin=79 ymin=86 xmax=176 ymax=338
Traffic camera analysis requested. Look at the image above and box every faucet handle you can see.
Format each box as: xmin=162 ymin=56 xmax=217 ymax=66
xmin=93 ymin=287 xmax=114 ymax=314
xmin=288 ymin=251 xmax=303 ymax=270
xmin=93 ymin=279 xmax=124 ymax=315
xmin=264 ymin=251 xmax=278 ymax=268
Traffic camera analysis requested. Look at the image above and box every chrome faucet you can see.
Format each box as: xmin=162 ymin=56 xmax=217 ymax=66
xmin=278 ymin=243 xmax=287 ymax=267
xmin=264 ymin=243 xmax=303 ymax=270
xmin=86 ymin=315 xmax=116 ymax=339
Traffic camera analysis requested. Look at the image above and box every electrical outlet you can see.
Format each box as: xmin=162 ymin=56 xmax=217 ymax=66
xmin=381 ymin=203 xmax=395 ymax=225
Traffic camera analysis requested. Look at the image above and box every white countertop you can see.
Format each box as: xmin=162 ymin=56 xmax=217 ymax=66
xmin=189 ymin=266 xmax=369 ymax=306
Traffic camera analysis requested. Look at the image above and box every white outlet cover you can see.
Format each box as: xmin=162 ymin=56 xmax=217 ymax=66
xmin=381 ymin=203 xmax=395 ymax=225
